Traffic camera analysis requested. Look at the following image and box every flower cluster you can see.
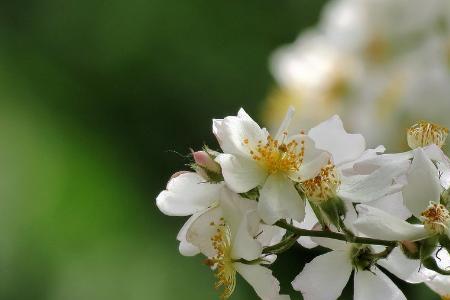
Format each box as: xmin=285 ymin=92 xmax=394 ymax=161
xmin=156 ymin=108 xmax=450 ymax=300
xmin=266 ymin=0 xmax=450 ymax=149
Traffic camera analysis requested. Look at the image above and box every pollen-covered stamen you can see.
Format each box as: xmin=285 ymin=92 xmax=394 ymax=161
xmin=244 ymin=133 xmax=305 ymax=174
xmin=421 ymin=202 xmax=450 ymax=235
xmin=407 ymin=121 xmax=449 ymax=149
xmin=300 ymin=163 xmax=341 ymax=203
xmin=442 ymin=295 xmax=450 ymax=300
xmin=204 ymin=220 xmax=236 ymax=300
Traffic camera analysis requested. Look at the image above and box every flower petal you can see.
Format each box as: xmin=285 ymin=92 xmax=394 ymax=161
xmin=176 ymin=212 xmax=202 ymax=256
xmin=338 ymin=159 xmax=410 ymax=203
xmin=292 ymin=250 xmax=353 ymax=300
xmin=216 ymin=154 xmax=267 ymax=193
xmin=213 ymin=108 xmax=268 ymax=157
xmin=354 ymin=268 xmax=406 ymax=300
xmin=295 ymin=201 xmax=319 ymax=249
xmin=186 ymin=206 xmax=223 ymax=257
xmin=366 ymin=192 xmax=412 ymax=220
xmin=354 ymin=205 xmax=429 ymax=241
xmin=426 ymin=275 xmax=450 ymax=297
xmin=231 ymin=211 xmax=263 ymax=261
xmin=156 ymin=172 xmax=223 ymax=216
xmin=234 ymin=263 xmax=289 ymax=300
xmin=258 ymin=174 xmax=305 ymax=224
xmin=219 ymin=188 xmax=258 ymax=235
xmin=403 ymin=148 xmax=442 ymax=218
xmin=308 ymin=115 xmax=366 ymax=165
xmin=377 ymin=248 xmax=426 ymax=284
xmin=288 ymin=134 xmax=331 ymax=181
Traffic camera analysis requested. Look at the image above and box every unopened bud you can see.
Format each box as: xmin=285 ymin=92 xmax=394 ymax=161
xmin=193 ymin=151 xmax=221 ymax=173
xmin=191 ymin=149 xmax=223 ymax=182
xmin=407 ymin=121 xmax=448 ymax=149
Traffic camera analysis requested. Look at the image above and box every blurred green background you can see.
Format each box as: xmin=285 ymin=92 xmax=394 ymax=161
xmin=0 ymin=0 xmax=438 ymax=299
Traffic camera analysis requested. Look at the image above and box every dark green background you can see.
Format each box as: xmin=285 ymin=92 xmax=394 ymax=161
xmin=0 ymin=0 xmax=437 ymax=299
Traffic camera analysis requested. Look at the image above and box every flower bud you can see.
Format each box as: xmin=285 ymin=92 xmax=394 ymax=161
xmin=191 ymin=149 xmax=222 ymax=182
xmin=193 ymin=151 xmax=221 ymax=173
xmin=407 ymin=121 xmax=448 ymax=149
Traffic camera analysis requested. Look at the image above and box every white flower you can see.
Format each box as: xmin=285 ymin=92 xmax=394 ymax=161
xmin=306 ymin=114 xmax=410 ymax=204
xmin=187 ymin=190 xmax=290 ymax=300
xmin=321 ymin=0 xmax=443 ymax=58
xmin=213 ymin=107 xmax=329 ymax=224
xmin=293 ymin=115 xmax=411 ymax=247
xmin=156 ymin=171 xmax=225 ymax=256
xmin=292 ymin=207 xmax=407 ymax=300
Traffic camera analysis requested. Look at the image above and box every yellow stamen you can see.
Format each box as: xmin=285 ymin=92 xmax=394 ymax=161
xmin=245 ymin=134 xmax=304 ymax=175
xmin=421 ymin=202 xmax=450 ymax=235
xmin=300 ymin=163 xmax=340 ymax=203
xmin=407 ymin=121 xmax=448 ymax=149
xmin=205 ymin=222 xmax=236 ymax=300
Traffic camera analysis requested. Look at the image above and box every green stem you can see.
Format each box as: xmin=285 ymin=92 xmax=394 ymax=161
xmin=274 ymin=220 xmax=398 ymax=248
xmin=262 ymin=232 xmax=300 ymax=255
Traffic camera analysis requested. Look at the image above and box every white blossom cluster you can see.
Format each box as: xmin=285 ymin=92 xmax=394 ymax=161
xmin=157 ymin=108 xmax=450 ymax=300
xmin=267 ymin=0 xmax=450 ymax=149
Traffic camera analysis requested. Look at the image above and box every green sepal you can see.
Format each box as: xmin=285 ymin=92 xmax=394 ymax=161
xmin=239 ymin=187 xmax=260 ymax=201
xmin=419 ymin=235 xmax=439 ymax=260
xmin=318 ymin=197 xmax=347 ymax=232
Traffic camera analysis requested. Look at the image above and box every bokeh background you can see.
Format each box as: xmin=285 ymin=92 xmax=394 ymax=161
xmin=0 ymin=0 xmax=440 ymax=299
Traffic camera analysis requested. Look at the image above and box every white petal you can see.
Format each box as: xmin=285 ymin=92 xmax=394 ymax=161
xmin=354 ymin=268 xmax=406 ymax=300
xmin=366 ymin=192 xmax=412 ymax=220
xmin=351 ymin=152 xmax=412 ymax=175
xmin=213 ymin=109 xmax=268 ymax=157
xmin=231 ymin=211 xmax=263 ymax=261
xmin=257 ymin=224 xmax=286 ymax=248
xmin=234 ymin=263 xmax=288 ymax=300
xmin=310 ymin=236 xmax=349 ymax=252
xmin=354 ymin=205 xmax=429 ymax=241
xmin=340 ymin=146 xmax=386 ymax=176
xmin=275 ymin=106 xmax=295 ymax=140
xmin=219 ymin=188 xmax=258 ymax=235
xmin=258 ymin=174 xmax=305 ymax=224
xmin=308 ymin=115 xmax=366 ymax=165
xmin=295 ymin=202 xmax=319 ymax=249
xmin=403 ymin=148 xmax=442 ymax=218
xmin=292 ymin=250 xmax=353 ymax=300
xmin=156 ymin=172 xmax=223 ymax=216
xmin=186 ymin=206 xmax=223 ymax=257
xmin=289 ymin=134 xmax=330 ymax=181
xmin=216 ymin=154 xmax=267 ymax=193
xmin=176 ymin=213 xmax=202 ymax=256
xmin=377 ymin=248 xmax=426 ymax=284
xmin=426 ymin=275 xmax=450 ymax=297
xmin=338 ymin=159 xmax=410 ymax=203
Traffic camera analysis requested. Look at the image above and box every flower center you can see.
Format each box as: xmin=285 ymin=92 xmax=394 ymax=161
xmin=443 ymin=295 xmax=450 ymax=300
xmin=421 ymin=202 xmax=450 ymax=235
xmin=204 ymin=221 xmax=236 ymax=300
xmin=300 ymin=163 xmax=340 ymax=203
xmin=245 ymin=133 xmax=304 ymax=175
xmin=350 ymin=244 xmax=374 ymax=271
xmin=407 ymin=121 xmax=448 ymax=149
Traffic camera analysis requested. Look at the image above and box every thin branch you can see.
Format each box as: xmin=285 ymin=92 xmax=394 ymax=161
xmin=274 ymin=220 xmax=398 ymax=248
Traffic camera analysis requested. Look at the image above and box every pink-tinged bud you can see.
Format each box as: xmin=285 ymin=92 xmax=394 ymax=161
xmin=192 ymin=150 xmax=221 ymax=173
